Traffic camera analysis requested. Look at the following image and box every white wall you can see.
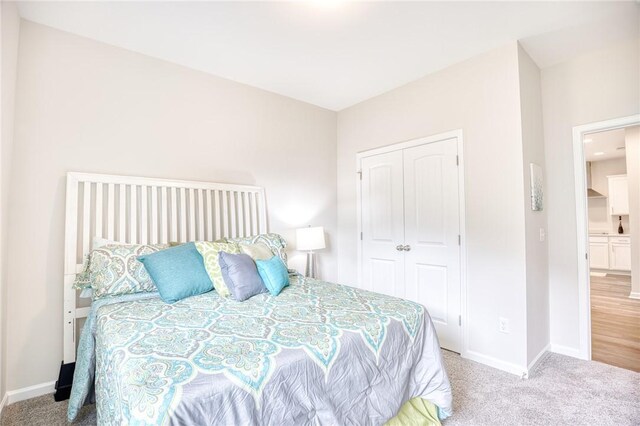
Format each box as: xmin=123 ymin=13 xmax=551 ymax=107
xmin=337 ymin=43 xmax=532 ymax=372
xmin=517 ymin=45 xmax=549 ymax=365
xmin=625 ymin=126 xmax=640 ymax=297
xmin=542 ymin=38 xmax=640 ymax=352
xmin=587 ymin=197 xmax=609 ymax=234
xmin=0 ymin=0 xmax=21 ymax=403
xmin=4 ymin=11 xmax=634 ymax=398
xmin=591 ymin=158 xmax=627 ymax=197
xmin=6 ymin=21 xmax=337 ymax=392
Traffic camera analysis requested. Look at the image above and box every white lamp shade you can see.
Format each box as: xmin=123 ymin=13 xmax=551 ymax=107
xmin=296 ymin=226 xmax=326 ymax=251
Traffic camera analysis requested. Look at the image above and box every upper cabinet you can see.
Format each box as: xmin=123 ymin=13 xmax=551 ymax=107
xmin=608 ymin=175 xmax=629 ymax=215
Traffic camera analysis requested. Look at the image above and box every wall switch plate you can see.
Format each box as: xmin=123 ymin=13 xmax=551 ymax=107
xmin=539 ymin=228 xmax=546 ymax=242
xmin=499 ymin=317 xmax=510 ymax=333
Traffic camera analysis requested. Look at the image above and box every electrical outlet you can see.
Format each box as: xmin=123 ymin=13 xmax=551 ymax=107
xmin=499 ymin=317 xmax=510 ymax=334
xmin=539 ymin=228 xmax=546 ymax=242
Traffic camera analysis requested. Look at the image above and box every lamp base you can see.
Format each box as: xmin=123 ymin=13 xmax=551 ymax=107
xmin=305 ymin=252 xmax=318 ymax=279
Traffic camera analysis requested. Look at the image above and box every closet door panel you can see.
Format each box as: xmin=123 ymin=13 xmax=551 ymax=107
xmin=360 ymin=150 xmax=405 ymax=297
xmin=403 ymin=138 xmax=461 ymax=352
xmin=412 ymin=153 xmax=446 ymax=245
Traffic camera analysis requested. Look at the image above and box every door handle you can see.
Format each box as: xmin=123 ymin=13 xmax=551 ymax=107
xmin=403 ymin=245 xmax=411 ymax=251
xmin=396 ymin=245 xmax=404 ymax=251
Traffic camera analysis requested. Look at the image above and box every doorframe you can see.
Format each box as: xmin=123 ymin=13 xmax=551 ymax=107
xmin=355 ymin=129 xmax=468 ymax=356
xmin=572 ymin=114 xmax=640 ymax=360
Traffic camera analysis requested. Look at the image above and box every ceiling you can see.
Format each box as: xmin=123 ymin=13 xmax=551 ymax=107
xmin=584 ymin=128 xmax=631 ymax=162
xmin=16 ymin=1 xmax=640 ymax=111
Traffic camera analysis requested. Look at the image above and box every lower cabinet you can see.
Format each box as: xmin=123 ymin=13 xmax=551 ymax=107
xmin=589 ymin=235 xmax=631 ymax=272
xmin=589 ymin=241 xmax=610 ymax=269
xmin=610 ymin=241 xmax=632 ymax=271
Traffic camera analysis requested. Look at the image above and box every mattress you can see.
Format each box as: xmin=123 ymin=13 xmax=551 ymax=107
xmin=68 ymin=275 xmax=452 ymax=425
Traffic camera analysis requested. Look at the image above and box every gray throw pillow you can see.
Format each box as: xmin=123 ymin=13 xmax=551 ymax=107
xmin=218 ymin=251 xmax=267 ymax=301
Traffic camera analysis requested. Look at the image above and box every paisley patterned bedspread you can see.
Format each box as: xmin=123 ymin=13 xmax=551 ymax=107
xmin=68 ymin=276 xmax=452 ymax=425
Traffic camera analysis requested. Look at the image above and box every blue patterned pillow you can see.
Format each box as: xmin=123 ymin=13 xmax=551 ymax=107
xmin=138 ymin=242 xmax=213 ymax=304
xmin=255 ymin=256 xmax=289 ymax=296
xmin=88 ymin=243 xmax=168 ymax=299
xmin=73 ymin=238 xmax=125 ymax=292
xmin=218 ymin=252 xmax=267 ymax=301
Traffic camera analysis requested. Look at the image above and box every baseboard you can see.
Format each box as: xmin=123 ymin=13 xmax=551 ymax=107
xmin=589 ymin=269 xmax=631 ymax=277
xmin=463 ymin=350 xmax=527 ymax=377
xmin=629 ymin=291 xmax=640 ymax=300
xmin=526 ymin=343 xmax=551 ymax=376
xmin=549 ymin=343 xmax=583 ymax=359
xmin=0 ymin=392 xmax=8 ymax=416
xmin=608 ymin=271 xmax=631 ymax=276
xmin=5 ymin=381 xmax=56 ymax=405
xmin=463 ymin=344 xmax=553 ymax=379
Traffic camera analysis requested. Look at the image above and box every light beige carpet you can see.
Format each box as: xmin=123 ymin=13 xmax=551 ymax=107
xmin=1 ymin=350 xmax=639 ymax=425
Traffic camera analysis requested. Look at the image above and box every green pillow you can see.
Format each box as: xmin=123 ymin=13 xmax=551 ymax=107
xmin=194 ymin=241 xmax=241 ymax=297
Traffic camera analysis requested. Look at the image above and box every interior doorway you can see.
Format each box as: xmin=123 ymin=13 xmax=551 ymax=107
xmin=573 ymin=115 xmax=640 ymax=372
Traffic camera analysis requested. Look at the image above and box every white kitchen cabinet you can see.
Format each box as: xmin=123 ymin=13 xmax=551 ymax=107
xmin=589 ymin=236 xmax=610 ymax=269
xmin=609 ymin=237 xmax=631 ymax=271
xmin=589 ymin=244 xmax=610 ymax=269
xmin=607 ymin=175 xmax=629 ymax=215
xmin=589 ymin=235 xmax=631 ymax=272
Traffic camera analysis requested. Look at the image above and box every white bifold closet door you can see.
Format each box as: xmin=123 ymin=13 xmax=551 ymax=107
xmin=361 ymin=150 xmax=405 ymax=298
xmin=360 ymin=137 xmax=461 ymax=352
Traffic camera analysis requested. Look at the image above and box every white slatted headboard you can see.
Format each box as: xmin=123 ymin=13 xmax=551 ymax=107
xmin=63 ymin=172 xmax=268 ymax=362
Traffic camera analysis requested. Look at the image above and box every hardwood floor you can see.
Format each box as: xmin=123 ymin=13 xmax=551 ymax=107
xmin=590 ymin=274 xmax=640 ymax=372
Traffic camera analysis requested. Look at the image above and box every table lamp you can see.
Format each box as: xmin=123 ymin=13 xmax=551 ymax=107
xmin=296 ymin=226 xmax=326 ymax=279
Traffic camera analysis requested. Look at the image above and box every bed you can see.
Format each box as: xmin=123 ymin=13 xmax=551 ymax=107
xmin=63 ymin=172 xmax=452 ymax=425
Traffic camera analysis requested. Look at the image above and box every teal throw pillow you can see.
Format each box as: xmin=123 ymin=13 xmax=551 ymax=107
xmin=255 ymin=256 xmax=290 ymax=296
xmin=138 ymin=242 xmax=213 ymax=303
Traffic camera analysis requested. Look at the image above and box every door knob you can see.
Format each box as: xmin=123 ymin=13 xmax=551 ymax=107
xmin=396 ymin=245 xmax=404 ymax=251
xmin=403 ymin=245 xmax=411 ymax=251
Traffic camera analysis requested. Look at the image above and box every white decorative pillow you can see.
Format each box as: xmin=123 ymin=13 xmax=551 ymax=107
xmin=92 ymin=237 xmax=118 ymax=250
xmin=87 ymin=243 xmax=168 ymax=299
xmin=240 ymin=243 xmax=274 ymax=261
xmin=227 ymin=233 xmax=288 ymax=264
